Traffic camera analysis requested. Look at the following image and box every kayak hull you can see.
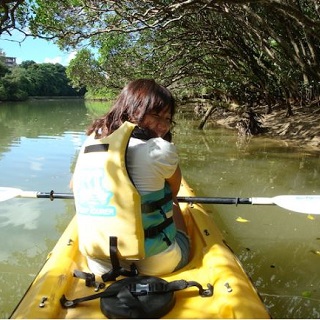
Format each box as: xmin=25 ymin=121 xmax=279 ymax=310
xmin=11 ymin=179 xmax=269 ymax=318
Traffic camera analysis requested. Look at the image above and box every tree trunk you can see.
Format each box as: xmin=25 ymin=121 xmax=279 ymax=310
xmin=198 ymin=105 xmax=215 ymax=130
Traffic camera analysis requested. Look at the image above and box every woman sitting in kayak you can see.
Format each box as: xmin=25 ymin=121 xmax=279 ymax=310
xmin=71 ymin=79 xmax=190 ymax=276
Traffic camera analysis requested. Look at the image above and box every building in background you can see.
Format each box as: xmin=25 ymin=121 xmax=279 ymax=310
xmin=0 ymin=50 xmax=17 ymax=67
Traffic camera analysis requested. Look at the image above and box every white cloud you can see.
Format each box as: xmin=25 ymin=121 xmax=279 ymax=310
xmin=43 ymin=51 xmax=77 ymax=66
xmin=29 ymin=156 xmax=45 ymax=171
xmin=44 ymin=56 xmax=63 ymax=64
xmin=66 ymin=51 xmax=77 ymax=64
xmin=0 ymin=202 xmax=41 ymax=230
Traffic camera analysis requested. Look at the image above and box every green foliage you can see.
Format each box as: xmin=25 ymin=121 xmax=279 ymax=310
xmin=84 ymin=86 xmax=118 ymax=101
xmin=0 ymin=61 xmax=10 ymax=78
xmin=84 ymin=100 xmax=113 ymax=118
xmin=0 ymin=61 xmax=85 ymax=101
xmin=66 ymin=49 xmax=107 ymax=91
xmin=9 ymin=0 xmax=320 ymax=107
xmin=0 ymin=68 xmax=28 ymax=101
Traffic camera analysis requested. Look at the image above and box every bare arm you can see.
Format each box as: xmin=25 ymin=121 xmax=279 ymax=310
xmin=166 ymin=165 xmax=188 ymax=233
xmin=166 ymin=165 xmax=182 ymax=197
xmin=69 ymin=175 xmax=74 ymax=190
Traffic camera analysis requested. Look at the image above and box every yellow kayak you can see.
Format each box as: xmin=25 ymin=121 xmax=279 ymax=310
xmin=11 ymin=179 xmax=270 ymax=319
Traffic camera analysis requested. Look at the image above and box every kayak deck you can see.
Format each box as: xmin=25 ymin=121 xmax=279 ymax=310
xmin=11 ymin=179 xmax=269 ymax=318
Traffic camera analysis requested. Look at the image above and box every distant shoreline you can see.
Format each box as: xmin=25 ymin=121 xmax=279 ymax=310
xmin=29 ymin=96 xmax=84 ymax=100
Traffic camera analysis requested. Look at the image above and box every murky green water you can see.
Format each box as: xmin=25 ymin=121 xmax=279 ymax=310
xmin=0 ymin=100 xmax=319 ymax=318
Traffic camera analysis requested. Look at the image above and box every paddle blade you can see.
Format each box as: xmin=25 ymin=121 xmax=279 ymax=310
xmin=274 ymin=195 xmax=320 ymax=214
xmin=0 ymin=188 xmax=40 ymax=202
xmin=0 ymin=187 xmax=22 ymax=202
xmin=252 ymin=195 xmax=320 ymax=214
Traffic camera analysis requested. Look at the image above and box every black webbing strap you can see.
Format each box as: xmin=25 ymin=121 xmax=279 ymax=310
xmin=144 ymin=217 xmax=174 ymax=238
xmin=126 ymin=279 xmax=213 ymax=297
xmin=141 ymin=192 xmax=173 ymax=213
xmin=84 ymin=144 xmax=109 ymax=153
xmin=60 ymin=278 xmax=214 ymax=308
xmin=101 ymin=237 xmax=139 ymax=282
xmin=73 ymin=270 xmax=106 ymax=291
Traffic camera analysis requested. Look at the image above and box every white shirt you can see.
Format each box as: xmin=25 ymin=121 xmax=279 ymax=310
xmin=126 ymin=137 xmax=179 ymax=193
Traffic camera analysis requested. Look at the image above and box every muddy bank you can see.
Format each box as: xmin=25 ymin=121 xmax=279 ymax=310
xmin=190 ymin=101 xmax=320 ymax=153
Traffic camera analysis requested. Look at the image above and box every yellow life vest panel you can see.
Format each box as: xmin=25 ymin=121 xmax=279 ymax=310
xmin=73 ymin=121 xmax=144 ymax=260
xmin=73 ymin=121 xmax=176 ymax=261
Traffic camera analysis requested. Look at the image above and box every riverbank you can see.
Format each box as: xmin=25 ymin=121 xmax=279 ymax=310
xmin=197 ymin=102 xmax=320 ymax=153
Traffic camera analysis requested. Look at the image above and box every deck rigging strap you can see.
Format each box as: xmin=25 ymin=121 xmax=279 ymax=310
xmin=61 ymin=236 xmax=213 ymax=318
xmin=60 ymin=276 xmax=213 ymax=307
xmin=60 ymin=276 xmax=213 ymax=318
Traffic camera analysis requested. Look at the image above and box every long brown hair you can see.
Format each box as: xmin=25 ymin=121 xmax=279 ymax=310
xmin=87 ymin=79 xmax=176 ymax=139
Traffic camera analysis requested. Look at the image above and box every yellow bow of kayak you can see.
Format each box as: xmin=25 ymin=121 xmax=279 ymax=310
xmin=10 ymin=179 xmax=270 ymax=319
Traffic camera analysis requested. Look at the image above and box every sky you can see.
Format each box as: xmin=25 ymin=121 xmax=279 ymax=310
xmin=0 ymin=30 xmax=76 ymax=66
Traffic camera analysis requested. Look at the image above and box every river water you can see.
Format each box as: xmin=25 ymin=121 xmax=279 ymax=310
xmin=0 ymin=99 xmax=319 ymax=318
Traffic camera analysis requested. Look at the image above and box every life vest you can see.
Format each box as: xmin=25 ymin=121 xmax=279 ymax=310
xmin=73 ymin=121 xmax=176 ymax=261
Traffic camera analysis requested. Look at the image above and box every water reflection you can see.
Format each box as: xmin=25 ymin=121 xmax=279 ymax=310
xmin=175 ymin=116 xmax=320 ymax=318
xmin=0 ymin=100 xmax=88 ymax=317
xmin=0 ymin=100 xmax=319 ymax=318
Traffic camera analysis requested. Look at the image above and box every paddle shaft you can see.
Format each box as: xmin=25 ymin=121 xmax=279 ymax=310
xmin=25 ymin=192 xmax=253 ymax=205
xmin=177 ymin=196 xmax=252 ymax=205
xmin=2 ymin=188 xmax=320 ymax=213
xmin=21 ymin=191 xmax=75 ymax=200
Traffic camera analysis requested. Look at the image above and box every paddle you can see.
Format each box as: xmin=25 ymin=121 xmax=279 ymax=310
xmin=0 ymin=187 xmax=319 ymax=214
